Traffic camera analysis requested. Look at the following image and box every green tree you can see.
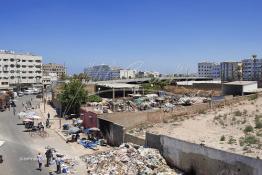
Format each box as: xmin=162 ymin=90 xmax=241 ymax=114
xmin=72 ymin=72 xmax=90 ymax=82
xmin=60 ymin=72 xmax=68 ymax=80
xmin=58 ymin=79 xmax=88 ymax=115
xmin=87 ymin=95 xmax=102 ymax=102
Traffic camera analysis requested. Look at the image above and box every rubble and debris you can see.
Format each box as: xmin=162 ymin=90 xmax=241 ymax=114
xmin=83 ymin=143 xmax=179 ymax=175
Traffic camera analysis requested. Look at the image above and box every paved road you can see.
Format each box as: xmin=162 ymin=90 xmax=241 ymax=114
xmin=0 ymin=95 xmax=48 ymax=175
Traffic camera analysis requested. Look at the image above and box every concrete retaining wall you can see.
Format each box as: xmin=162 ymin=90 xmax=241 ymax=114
xmin=146 ymin=133 xmax=262 ymax=175
xmin=97 ymin=118 xmax=124 ymax=146
xmin=124 ymin=133 xmax=145 ymax=146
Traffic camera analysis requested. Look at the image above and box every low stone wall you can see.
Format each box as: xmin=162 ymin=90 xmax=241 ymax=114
xmin=146 ymin=133 xmax=262 ymax=175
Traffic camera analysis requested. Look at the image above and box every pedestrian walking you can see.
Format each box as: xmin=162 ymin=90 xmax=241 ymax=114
xmin=55 ymin=156 xmax=62 ymax=174
xmin=46 ymin=118 xmax=50 ymax=128
xmin=37 ymin=153 xmax=44 ymax=171
xmin=13 ymin=107 xmax=16 ymax=116
xmin=45 ymin=148 xmax=53 ymax=167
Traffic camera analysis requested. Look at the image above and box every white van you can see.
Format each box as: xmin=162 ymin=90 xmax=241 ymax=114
xmin=24 ymin=90 xmax=34 ymax=95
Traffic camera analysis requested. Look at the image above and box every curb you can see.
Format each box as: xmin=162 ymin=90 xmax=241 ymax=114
xmin=54 ymin=129 xmax=68 ymax=141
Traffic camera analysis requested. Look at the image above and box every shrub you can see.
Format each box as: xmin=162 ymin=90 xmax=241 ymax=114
xmin=228 ymin=136 xmax=236 ymax=144
xmin=214 ymin=115 xmax=222 ymax=120
xmin=244 ymin=125 xmax=254 ymax=133
xmin=243 ymin=109 xmax=247 ymax=115
xmin=234 ymin=110 xmax=242 ymax=116
xmin=87 ymin=95 xmax=102 ymax=102
xmin=255 ymin=115 xmax=262 ymax=129
xmin=198 ymin=109 xmax=206 ymax=114
xmin=163 ymin=118 xmax=169 ymax=123
xmin=220 ymin=135 xmax=225 ymax=141
xmin=256 ymin=130 xmax=262 ymax=137
xmin=241 ymin=118 xmax=247 ymax=124
xmin=255 ymin=120 xmax=262 ymax=129
xmin=219 ymin=120 xmax=225 ymax=126
xmin=248 ymin=94 xmax=258 ymax=101
xmin=239 ymin=135 xmax=259 ymax=146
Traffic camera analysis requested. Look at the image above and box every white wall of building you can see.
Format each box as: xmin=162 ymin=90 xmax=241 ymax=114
xmin=242 ymin=82 xmax=258 ymax=93
xmin=120 ymin=69 xmax=136 ymax=79
xmin=0 ymin=51 xmax=42 ymax=89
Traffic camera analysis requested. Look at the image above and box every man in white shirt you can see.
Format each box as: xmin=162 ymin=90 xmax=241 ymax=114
xmin=37 ymin=153 xmax=44 ymax=171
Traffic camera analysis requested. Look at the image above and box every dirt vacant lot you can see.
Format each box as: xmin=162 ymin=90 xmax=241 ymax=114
xmin=128 ymin=94 xmax=262 ymax=158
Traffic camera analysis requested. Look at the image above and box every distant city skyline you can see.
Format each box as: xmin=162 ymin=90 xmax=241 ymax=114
xmin=1 ymin=0 xmax=262 ymax=74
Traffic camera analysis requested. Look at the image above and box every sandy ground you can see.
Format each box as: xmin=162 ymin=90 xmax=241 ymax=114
xmin=129 ymin=95 xmax=262 ymax=158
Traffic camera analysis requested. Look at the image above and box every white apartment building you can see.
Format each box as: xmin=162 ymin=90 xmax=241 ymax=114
xmin=0 ymin=50 xmax=42 ymax=89
xmin=220 ymin=61 xmax=242 ymax=82
xmin=43 ymin=63 xmax=66 ymax=78
xmin=120 ymin=69 xmax=136 ymax=79
xmin=198 ymin=62 xmax=218 ymax=78
xmin=242 ymin=56 xmax=262 ymax=81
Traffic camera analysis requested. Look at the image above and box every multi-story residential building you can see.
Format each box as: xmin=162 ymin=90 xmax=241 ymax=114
xmin=242 ymin=55 xmax=262 ymax=81
xmin=220 ymin=61 xmax=242 ymax=82
xmin=211 ymin=64 xmax=221 ymax=79
xmin=0 ymin=50 xmax=42 ymax=89
xmin=135 ymin=71 xmax=160 ymax=78
xmin=43 ymin=63 xmax=66 ymax=79
xmin=84 ymin=65 xmax=120 ymax=81
xmin=120 ymin=69 xmax=136 ymax=79
xmin=42 ymin=73 xmax=58 ymax=88
xmin=198 ymin=62 xmax=218 ymax=78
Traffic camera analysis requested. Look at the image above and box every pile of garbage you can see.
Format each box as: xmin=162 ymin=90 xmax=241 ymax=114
xmin=83 ymin=143 xmax=178 ymax=175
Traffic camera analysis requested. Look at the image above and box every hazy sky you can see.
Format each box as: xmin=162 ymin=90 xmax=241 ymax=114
xmin=1 ymin=0 xmax=262 ymax=74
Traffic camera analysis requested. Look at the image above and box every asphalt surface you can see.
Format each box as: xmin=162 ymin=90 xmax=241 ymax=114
xmin=0 ymin=95 xmax=48 ymax=175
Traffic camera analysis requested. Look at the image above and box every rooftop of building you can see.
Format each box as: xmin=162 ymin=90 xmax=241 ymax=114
xmin=80 ymin=106 xmax=103 ymax=114
xmin=96 ymin=82 xmax=140 ymax=89
xmin=223 ymin=81 xmax=257 ymax=86
xmin=43 ymin=63 xmax=65 ymax=66
xmin=0 ymin=50 xmax=39 ymax=56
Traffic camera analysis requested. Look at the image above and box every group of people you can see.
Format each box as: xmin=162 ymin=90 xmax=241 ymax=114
xmin=37 ymin=147 xmax=63 ymax=174
xmin=22 ymin=98 xmax=40 ymax=110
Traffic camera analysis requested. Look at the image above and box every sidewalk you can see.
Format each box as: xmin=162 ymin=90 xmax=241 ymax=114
xmin=33 ymin=100 xmax=88 ymax=174
xmin=35 ymin=100 xmax=112 ymax=174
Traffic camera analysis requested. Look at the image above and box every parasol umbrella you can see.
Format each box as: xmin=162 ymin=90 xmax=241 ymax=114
xmin=76 ymin=119 xmax=83 ymax=124
xmin=89 ymin=127 xmax=100 ymax=132
xmin=26 ymin=115 xmax=41 ymax=120
xmin=26 ymin=111 xmax=36 ymax=116
xmin=18 ymin=112 xmax=27 ymax=115
xmin=23 ymin=118 xmax=33 ymax=122
xmin=18 ymin=112 xmax=27 ymax=118
xmin=68 ymin=127 xmax=80 ymax=134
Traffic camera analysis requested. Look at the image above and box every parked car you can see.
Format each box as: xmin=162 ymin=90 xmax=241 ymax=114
xmin=18 ymin=91 xmax=24 ymax=97
xmin=36 ymin=94 xmax=43 ymax=98
xmin=24 ymin=90 xmax=34 ymax=95
xmin=0 ymin=106 xmax=5 ymax=112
